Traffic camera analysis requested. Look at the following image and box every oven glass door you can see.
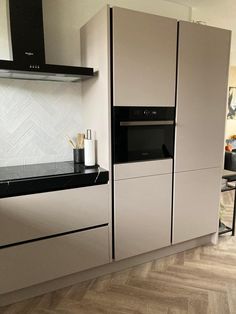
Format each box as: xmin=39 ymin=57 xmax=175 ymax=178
xmin=114 ymin=123 xmax=174 ymax=164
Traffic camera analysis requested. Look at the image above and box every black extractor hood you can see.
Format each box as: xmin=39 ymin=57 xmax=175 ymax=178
xmin=0 ymin=0 xmax=94 ymax=82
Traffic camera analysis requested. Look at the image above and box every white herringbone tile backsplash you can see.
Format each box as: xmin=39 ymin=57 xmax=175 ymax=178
xmin=0 ymin=78 xmax=84 ymax=167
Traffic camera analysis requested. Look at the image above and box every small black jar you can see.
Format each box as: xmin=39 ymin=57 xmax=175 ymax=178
xmin=73 ymin=148 xmax=84 ymax=164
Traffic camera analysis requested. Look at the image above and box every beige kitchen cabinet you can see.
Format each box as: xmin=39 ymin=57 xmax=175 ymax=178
xmin=173 ymin=21 xmax=231 ymax=244
xmin=112 ymin=7 xmax=177 ymax=107
xmin=0 ymin=185 xmax=109 ymax=246
xmin=175 ymin=21 xmax=231 ymax=172
xmin=173 ymin=168 xmax=221 ymax=244
xmin=114 ymin=173 xmax=172 ymax=260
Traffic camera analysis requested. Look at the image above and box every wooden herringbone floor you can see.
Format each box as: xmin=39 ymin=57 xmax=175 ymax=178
xmin=1 ymin=192 xmax=236 ymax=314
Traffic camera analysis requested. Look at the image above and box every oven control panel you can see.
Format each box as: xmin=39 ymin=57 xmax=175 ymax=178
xmin=115 ymin=107 xmax=175 ymax=121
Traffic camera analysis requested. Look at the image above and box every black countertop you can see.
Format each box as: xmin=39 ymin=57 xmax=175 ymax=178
xmin=0 ymin=161 xmax=109 ymax=198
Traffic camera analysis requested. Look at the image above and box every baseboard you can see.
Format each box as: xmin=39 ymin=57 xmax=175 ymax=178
xmin=0 ymin=233 xmax=214 ymax=307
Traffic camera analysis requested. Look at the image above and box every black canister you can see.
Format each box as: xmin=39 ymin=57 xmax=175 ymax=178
xmin=73 ymin=148 xmax=84 ymax=164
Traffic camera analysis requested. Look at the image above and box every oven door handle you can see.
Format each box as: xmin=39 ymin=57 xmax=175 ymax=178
xmin=119 ymin=121 xmax=174 ymax=126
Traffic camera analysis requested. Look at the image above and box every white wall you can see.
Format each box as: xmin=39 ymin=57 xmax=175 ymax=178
xmin=225 ymin=66 xmax=236 ymax=140
xmin=0 ymin=79 xmax=83 ymax=167
xmin=43 ymin=0 xmax=82 ymax=66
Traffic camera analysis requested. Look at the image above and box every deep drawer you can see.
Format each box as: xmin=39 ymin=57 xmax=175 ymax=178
xmin=0 ymin=226 xmax=110 ymax=294
xmin=0 ymin=185 xmax=109 ymax=246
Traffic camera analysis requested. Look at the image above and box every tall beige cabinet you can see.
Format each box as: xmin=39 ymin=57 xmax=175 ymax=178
xmin=112 ymin=7 xmax=177 ymax=260
xmin=173 ymin=22 xmax=231 ymax=244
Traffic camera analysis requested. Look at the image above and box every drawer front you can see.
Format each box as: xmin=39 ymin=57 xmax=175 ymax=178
xmin=114 ymin=159 xmax=172 ymax=180
xmin=0 ymin=226 xmax=110 ymax=294
xmin=0 ymin=185 xmax=109 ymax=246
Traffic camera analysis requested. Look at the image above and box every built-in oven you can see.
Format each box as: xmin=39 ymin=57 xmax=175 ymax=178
xmin=112 ymin=107 xmax=175 ymax=164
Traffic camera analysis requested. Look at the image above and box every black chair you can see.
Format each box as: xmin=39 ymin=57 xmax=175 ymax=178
xmin=225 ymin=150 xmax=236 ymax=171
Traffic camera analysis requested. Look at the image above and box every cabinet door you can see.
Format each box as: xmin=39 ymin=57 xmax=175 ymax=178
xmin=173 ymin=168 xmax=221 ymax=244
xmin=175 ymin=22 xmax=231 ymax=172
xmin=112 ymin=7 xmax=177 ymax=107
xmin=115 ymin=174 xmax=172 ymax=260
